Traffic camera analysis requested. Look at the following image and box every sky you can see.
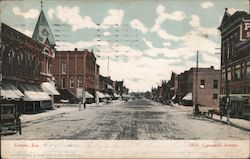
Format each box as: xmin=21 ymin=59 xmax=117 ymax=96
xmin=1 ymin=0 xmax=249 ymax=92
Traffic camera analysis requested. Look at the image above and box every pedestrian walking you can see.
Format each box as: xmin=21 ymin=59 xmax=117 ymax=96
xmin=79 ymin=102 xmax=82 ymax=111
xmin=96 ymin=94 xmax=99 ymax=107
xmin=84 ymin=101 xmax=86 ymax=109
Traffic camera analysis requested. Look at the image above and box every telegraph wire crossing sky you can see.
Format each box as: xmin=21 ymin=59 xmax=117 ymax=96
xmin=1 ymin=0 xmax=249 ymax=92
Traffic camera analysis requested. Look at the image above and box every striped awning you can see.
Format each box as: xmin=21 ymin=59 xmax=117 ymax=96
xmin=86 ymin=91 xmax=94 ymax=98
xmin=96 ymin=91 xmax=105 ymax=98
xmin=41 ymin=82 xmax=60 ymax=95
xmin=113 ymin=93 xmax=120 ymax=98
xmin=18 ymin=83 xmax=51 ymax=101
xmin=183 ymin=92 xmax=192 ymax=100
xmin=1 ymin=82 xmax=24 ymax=101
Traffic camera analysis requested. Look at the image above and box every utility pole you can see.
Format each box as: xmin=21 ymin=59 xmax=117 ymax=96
xmin=193 ymin=50 xmax=199 ymax=114
xmin=107 ymin=56 xmax=109 ymax=77
xmin=195 ymin=51 xmax=199 ymax=105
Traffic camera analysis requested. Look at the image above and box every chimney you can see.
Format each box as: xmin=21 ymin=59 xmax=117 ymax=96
xmin=74 ymin=48 xmax=78 ymax=51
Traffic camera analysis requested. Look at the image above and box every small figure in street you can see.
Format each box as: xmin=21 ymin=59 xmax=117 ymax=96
xmin=84 ymin=101 xmax=86 ymax=109
xmin=79 ymin=102 xmax=82 ymax=111
xmin=194 ymin=103 xmax=200 ymax=115
xmin=96 ymin=95 xmax=99 ymax=107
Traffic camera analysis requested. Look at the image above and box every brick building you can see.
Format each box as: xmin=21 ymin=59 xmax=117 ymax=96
xmin=218 ymin=9 xmax=250 ymax=118
xmin=99 ymin=75 xmax=114 ymax=98
xmin=114 ymin=80 xmax=123 ymax=96
xmin=52 ymin=49 xmax=98 ymax=103
xmin=177 ymin=71 xmax=189 ymax=104
xmin=176 ymin=67 xmax=221 ymax=108
xmin=0 ymin=7 xmax=58 ymax=112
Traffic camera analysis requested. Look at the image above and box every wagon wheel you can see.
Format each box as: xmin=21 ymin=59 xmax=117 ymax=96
xmin=18 ymin=119 xmax=22 ymax=135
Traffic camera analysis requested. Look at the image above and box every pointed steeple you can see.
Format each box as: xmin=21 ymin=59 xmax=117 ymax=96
xmin=221 ymin=8 xmax=231 ymax=24
xmin=32 ymin=1 xmax=56 ymax=46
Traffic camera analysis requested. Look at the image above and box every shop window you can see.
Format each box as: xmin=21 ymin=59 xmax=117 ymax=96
xmin=213 ymin=80 xmax=218 ymax=89
xmin=234 ymin=64 xmax=240 ymax=81
xmin=77 ymin=77 xmax=82 ymax=88
xmin=61 ymin=61 xmax=66 ymax=74
xmin=241 ymin=63 xmax=245 ymax=80
xmin=61 ymin=78 xmax=66 ymax=88
xmin=49 ymin=65 xmax=52 ymax=74
xmin=227 ymin=67 xmax=231 ymax=81
xmin=246 ymin=61 xmax=250 ymax=79
xmin=213 ymin=94 xmax=218 ymax=99
xmin=200 ymin=80 xmax=205 ymax=89
xmin=70 ymin=77 xmax=74 ymax=88
xmin=221 ymin=69 xmax=226 ymax=83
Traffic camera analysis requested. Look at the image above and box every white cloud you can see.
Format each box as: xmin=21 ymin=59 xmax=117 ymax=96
xmin=227 ymin=8 xmax=238 ymax=15
xmin=142 ymin=38 xmax=154 ymax=48
xmin=130 ymin=19 xmax=148 ymax=33
xmin=151 ymin=4 xmax=185 ymax=41
xmin=50 ymin=7 xmax=124 ymax=30
xmin=103 ymin=31 xmax=111 ymax=36
xmin=56 ymin=40 xmax=100 ymax=51
xmin=163 ymin=42 xmax=171 ymax=46
xmin=12 ymin=7 xmax=39 ymax=19
xmin=14 ymin=27 xmax=33 ymax=37
xmin=102 ymin=9 xmax=124 ymax=27
xmin=152 ymin=4 xmax=185 ymax=32
xmin=156 ymin=29 xmax=181 ymax=41
xmin=48 ymin=9 xmax=55 ymax=19
xmin=52 ymin=6 xmax=97 ymax=31
xmin=201 ymin=1 xmax=214 ymax=9
xmin=189 ymin=15 xmax=200 ymax=27
xmin=189 ymin=15 xmax=218 ymax=36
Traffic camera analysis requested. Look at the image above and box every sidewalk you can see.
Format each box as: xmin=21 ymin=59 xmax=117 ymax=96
xmin=210 ymin=114 xmax=250 ymax=131
xmin=154 ymin=101 xmax=250 ymax=131
xmin=20 ymin=100 xmax=125 ymax=124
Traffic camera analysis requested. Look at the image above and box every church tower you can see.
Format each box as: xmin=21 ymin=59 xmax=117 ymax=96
xmin=32 ymin=1 xmax=56 ymax=47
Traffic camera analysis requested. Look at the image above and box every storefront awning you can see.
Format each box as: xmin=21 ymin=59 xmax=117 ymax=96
xmin=122 ymin=94 xmax=130 ymax=98
xmin=96 ymin=91 xmax=105 ymax=98
xmin=41 ymin=82 xmax=60 ymax=95
xmin=171 ymin=95 xmax=176 ymax=100
xmin=113 ymin=93 xmax=120 ymax=98
xmin=183 ymin=92 xmax=192 ymax=100
xmin=1 ymin=82 xmax=25 ymax=101
xmin=219 ymin=94 xmax=249 ymax=101
xmin=104 ymin=93 xmax=111 ymax=98
xmin=86 ymin=91 xmax=94 ymax=98
xmin=107 ymin=84 xmax=113 ymax=90
xmin=18 ymin=83 xmax=51 ymax=101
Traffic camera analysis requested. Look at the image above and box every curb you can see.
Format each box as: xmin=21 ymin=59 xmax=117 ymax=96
xmin=206 ymin=116 xmax=250 ymax=132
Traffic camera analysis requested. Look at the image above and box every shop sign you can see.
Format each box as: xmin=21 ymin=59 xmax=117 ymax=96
xmin=241 ymin=18 xmax=250 ymax=40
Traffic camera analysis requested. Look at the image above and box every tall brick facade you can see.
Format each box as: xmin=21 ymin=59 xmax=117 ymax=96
xmin=218 ymin=9 xmax=250 ymax=118
xmin=52 ymin=49 xmax=98 ymax=98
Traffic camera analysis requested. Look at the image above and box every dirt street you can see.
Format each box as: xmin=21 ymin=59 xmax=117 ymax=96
xmin=2 ymin=99 xmax=249 ymax=140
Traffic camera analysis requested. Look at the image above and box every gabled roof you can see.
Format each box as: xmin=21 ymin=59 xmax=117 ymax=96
xmin=32 ymin=10 xmax=56 ymax=46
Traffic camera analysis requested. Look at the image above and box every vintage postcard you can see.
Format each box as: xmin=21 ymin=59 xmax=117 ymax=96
xmin=0 ymin=0 xmax=250 ymax=158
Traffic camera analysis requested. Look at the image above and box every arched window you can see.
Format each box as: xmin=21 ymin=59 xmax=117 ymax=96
xmin=8 ymin=48 xmax=14 ymax=64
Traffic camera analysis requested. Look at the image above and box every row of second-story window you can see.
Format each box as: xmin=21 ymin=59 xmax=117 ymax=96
xmin=56 ymin=77 xmax=83 ymax=89
xmin=221 ymin=61 xmax=250 ymax=82
xmin=3 ymin=48 xmax=40 ymax=75
xmin=187 ymin=79 xmax=219 ymax=90
xmin=200 ymin=79 xmax=219 ymax=89
xmin=221 ymin=32 xmax=240 ymax=61
xmin=60 ymin=61 xmax=96 ymax=75
xmin=221 ymin=86 xmax=250 ymax=95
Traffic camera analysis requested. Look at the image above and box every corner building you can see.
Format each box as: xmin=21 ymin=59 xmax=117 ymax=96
xmin=218 ymin=9 xmax=250 ymax=118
